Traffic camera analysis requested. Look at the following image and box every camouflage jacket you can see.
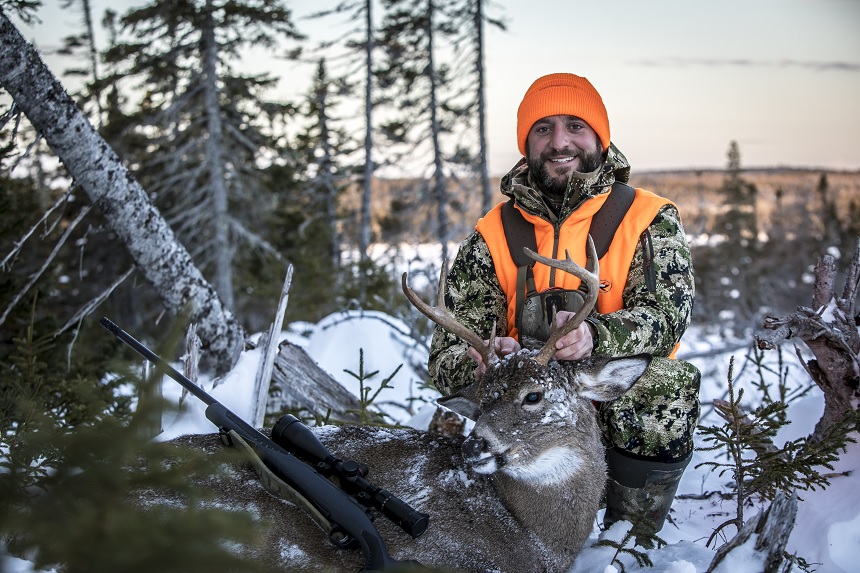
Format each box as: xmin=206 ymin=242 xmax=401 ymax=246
xmin=428 ymin=144 xmax=695 ymax=395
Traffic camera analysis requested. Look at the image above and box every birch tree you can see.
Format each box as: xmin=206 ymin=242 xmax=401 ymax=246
xmin=0 ymin=7 xmax=245 ymax=373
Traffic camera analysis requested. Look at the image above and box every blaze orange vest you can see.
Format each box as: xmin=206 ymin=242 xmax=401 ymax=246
xmin=476 ymin=188 xmax=676 ymax=353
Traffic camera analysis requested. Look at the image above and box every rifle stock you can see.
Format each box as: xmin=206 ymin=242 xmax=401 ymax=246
xmin=100 ymin=317 xmax=412 ymax=572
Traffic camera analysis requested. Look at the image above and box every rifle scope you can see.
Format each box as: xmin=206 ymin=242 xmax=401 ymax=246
xmin=272 ymin=415 xmax=429 ymax=539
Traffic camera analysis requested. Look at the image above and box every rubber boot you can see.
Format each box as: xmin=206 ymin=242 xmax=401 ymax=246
xmin=603 ymin=448 xmax=692 ymax=545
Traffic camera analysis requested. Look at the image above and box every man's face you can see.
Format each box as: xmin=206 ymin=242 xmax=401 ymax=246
xmin=526 ymin=114 xmax=604 ymax=196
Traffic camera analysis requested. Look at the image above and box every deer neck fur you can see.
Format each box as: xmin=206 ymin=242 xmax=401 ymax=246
xmin=491 ymin=416 xmax=607 ymax=567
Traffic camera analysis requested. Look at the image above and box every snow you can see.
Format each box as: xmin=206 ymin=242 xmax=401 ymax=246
xmin=6 ymin=312 xmax=860 ymax=572
xmin=156 ymin=312 xmax=860 ymax=573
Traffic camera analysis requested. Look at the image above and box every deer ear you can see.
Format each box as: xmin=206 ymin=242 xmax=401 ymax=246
xmin=577 ymin=355 xmax=652 ymax=402
xmin=437 ymin=385 xmax=480 ymax=420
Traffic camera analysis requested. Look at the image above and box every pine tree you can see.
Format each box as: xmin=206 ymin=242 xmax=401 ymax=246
xmin=697 ymin=354 xmax=859 ymax=546
xmin=1 ymin=9 xmax=246 ymax=373
xmin=102 ymin=0 xmax=303 ymax=311
xmin=445 ymin=0 xmax=506 ymax=215
xmin=307 ymin=0 xmax=378 ymax=262
xmin=57 ymin=0 xmax=106 ymax=125
xmin=377 ymin=0 xmax=463 ymax=260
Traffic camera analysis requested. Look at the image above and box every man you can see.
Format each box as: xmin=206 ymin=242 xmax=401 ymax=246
xmin=428 ymin=73 xmax=700 ymax=538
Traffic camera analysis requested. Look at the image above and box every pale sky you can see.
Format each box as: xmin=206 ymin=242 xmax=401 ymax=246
xmin=14 ymin=0 xmax=860 ymax=175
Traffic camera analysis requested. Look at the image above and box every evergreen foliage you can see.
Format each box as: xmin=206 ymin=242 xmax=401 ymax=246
xmin=0 ymin=318 xmax=282 ymax=573
xmin=696 ymin=354 xmax=860 ymax=547
xmin=593 ymin=520 xmax=665 ymax=573
xmin=101 ymin=0 xmax=303 ymax=312
xmin=342 ymin=348 xmax=404 ymax=425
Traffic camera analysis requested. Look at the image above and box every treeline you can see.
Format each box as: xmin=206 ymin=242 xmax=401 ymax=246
xmin=644 ymin=142 xmax=860 ymax=335
xmin=2 ymin=2 xmax=859 ymax=401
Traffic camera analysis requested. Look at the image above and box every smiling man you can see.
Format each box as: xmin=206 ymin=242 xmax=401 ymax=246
xmin=429 ymin=73 xmax=701 ymax=540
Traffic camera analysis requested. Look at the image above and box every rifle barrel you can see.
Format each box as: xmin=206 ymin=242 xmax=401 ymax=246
xmin=100 ymin=317 xmax=216 ymax=406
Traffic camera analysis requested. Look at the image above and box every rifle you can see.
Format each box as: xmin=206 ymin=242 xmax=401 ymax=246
xmin=272 ymin=414 xmax=429 ymax=538
xmin=100 ymin=317 xmax=418 ymax=573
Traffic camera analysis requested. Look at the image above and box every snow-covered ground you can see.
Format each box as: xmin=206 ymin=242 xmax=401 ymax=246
xmin=161 ymin=311 xmax=859 ymax=573
xmin=3 ymin=312 xmax=858 ymax=573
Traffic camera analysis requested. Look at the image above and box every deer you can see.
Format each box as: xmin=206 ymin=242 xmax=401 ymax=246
xmin=151 ymin=237 xmax=652 ymax=573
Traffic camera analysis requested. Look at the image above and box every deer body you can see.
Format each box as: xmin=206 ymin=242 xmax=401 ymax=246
xmin=156 ymin=350 xmax=649 ymax=573
xmin=143 ymin=238 xmax=651 ymax=571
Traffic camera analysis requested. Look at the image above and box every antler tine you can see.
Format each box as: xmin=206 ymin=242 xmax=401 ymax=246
xmin=524 ymin=235 xmax=600 ymax=366
xmin=401 ymin=265 xmax=496 ymax=366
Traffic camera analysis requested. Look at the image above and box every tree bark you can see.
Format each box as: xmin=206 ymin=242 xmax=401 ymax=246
xmin=707 ymin=490 xmax=798 ymax=573
xmin=201 ymin=0 xmax=235 ymax=310
xmin=0 ymin=8 xmax=245 ymax=374
xmin=359 ymin=0 xmax=374 ymax=262
xmin=474 ymin=0 xmax=493 ymax=215
xmin=426 ymin=0 xmax=450 ymax=263
xmin=268 ymin=341 xmax=362 ymax=422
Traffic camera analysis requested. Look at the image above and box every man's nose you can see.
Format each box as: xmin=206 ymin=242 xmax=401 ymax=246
xmin=551 ymin=127 xmax=568 ymax=150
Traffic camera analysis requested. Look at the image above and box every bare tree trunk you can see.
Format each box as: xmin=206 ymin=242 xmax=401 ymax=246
xmin=758 ymin=238 xmax=860 ymax=442
xmin=474 ymin=0 xmax=493 ymax=215
xmin=316 ymin=60 xmax=341 ymax=271
xmin=78 ymin=0 xmax=105 ymax=127
xmin=707 ymin=490 xmax=798 ymax=573
xmin=426 ymin=0 xmax=449 ymax=263
xmin=201 ymin=0 xmax=235 ymax=310
xmin=0 ymin=8 xmax=245 ymax=373
xmin=359 ymin=0 xmax=374 ymax=262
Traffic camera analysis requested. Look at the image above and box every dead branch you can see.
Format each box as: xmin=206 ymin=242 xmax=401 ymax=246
xmin=756 ymin=238 xmax=860 ymax=442
xmin=707 ymin=490 xmax=798 ymax=573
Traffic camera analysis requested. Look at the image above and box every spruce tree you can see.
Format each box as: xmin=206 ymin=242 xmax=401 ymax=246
xmin=697 ymin=354 xmax=859 ymax=546
xmin=102 ymin=0 xmax=303 ymax=313
xmin=377 ymin=0 xmax=463 ymax=260
xmin=445 ymin=0 xmax=506 ymax=214
xmin=307 ymin=0 xmax=378 ymax=262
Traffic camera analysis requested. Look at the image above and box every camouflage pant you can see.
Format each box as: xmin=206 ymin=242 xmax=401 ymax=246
xmin=598 ymin=358 xmax=701 ymax=461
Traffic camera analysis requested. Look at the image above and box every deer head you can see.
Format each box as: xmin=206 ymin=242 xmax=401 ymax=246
xmin=402 ymin=236 xmax=650 ymax=484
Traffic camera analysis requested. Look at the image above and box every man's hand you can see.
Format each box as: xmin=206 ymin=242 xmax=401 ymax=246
xmin=467 ymin=336 xmax=520 ymax=379
xmin=549 ymin=310 xmax=594 ymax=361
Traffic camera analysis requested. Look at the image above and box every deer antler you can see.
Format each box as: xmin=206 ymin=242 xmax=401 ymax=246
xmin=401 ymin=264 xmax=497 ymax=367
xmin=525 ymin=235 xmax=600 ymax=366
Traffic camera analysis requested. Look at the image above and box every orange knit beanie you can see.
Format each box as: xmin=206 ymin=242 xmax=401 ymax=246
xmin=516 ymin=73 xmax=610 ymax=156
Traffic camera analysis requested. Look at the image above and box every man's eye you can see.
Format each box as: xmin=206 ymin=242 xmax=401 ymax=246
xmin=523 ymin=392 xmax=543 ymax=405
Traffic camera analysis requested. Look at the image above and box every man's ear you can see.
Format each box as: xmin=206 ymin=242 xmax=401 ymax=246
xmin=576 ymin=355 xmax=652 ymax=402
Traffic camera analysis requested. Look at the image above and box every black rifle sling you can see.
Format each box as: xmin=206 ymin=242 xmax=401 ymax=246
xmin=501 ymin=182 xmax=637 ymax=333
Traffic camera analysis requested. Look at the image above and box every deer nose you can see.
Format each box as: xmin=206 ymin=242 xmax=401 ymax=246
xmin=462 ymin=435 xmax=487 ymax=460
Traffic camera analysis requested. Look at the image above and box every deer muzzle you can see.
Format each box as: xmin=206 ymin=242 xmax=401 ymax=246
xmin=462 ymin=435 xmax=501 ymax=474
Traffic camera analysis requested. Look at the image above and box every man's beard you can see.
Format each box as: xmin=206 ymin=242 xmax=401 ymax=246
xmin=527 ymin=146 xmax=604 ymax=197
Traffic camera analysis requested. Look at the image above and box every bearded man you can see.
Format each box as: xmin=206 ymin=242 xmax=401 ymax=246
xmin=428 ymin=73 xmax=701 ymax=537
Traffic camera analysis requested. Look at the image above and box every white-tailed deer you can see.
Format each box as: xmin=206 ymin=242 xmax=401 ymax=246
xmin=155 ymin=238 xmax=651 ymax=572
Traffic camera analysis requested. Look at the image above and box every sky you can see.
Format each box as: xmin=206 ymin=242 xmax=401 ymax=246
xmin=11 ymin=0 xmax=860 ymax=174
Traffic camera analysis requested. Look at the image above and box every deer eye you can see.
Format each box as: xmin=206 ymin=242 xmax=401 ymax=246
xmin=523 ymin=391 xmax=543 ymax=405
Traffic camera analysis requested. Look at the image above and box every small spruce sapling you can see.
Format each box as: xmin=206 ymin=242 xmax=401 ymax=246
xmin=593 ymin=513 xmax=666 ymax=572
xmin=342 ymin=348 xmax=403 ymax=425
xmin=697 ymin=353 xmax=859 ymax=548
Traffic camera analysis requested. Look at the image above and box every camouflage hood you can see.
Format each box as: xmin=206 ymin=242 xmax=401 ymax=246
xmin=499 ymin=143 xmax=632 ymax=223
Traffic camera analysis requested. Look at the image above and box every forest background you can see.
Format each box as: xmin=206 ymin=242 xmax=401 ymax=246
xmin=1 ymin=0 xmax=859 ymax=571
